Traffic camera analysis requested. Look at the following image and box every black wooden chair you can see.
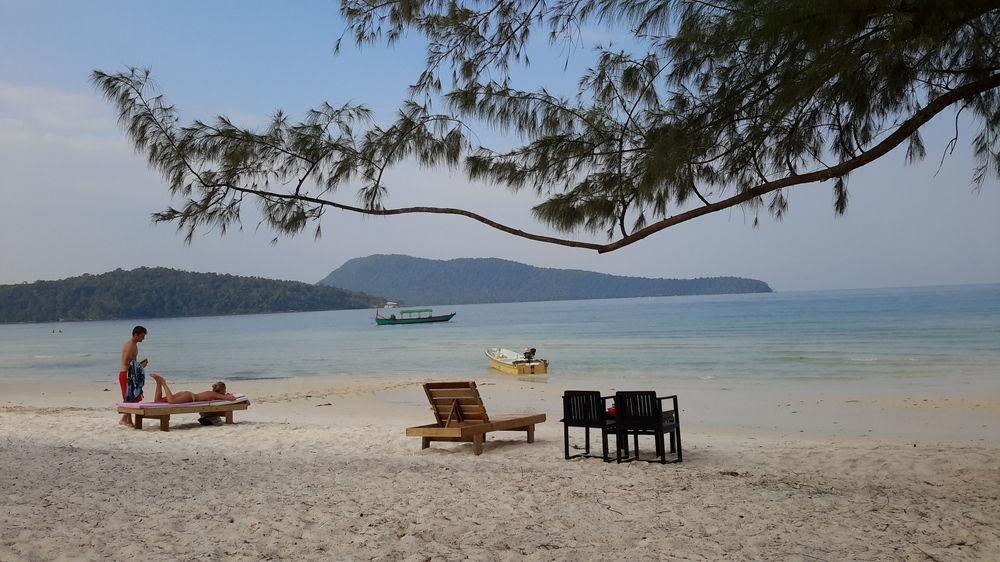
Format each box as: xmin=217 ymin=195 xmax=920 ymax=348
xmin=613 ymin=391 xmax=682 ymax=463
xmin=561 ymin=391 xmax=620 ymax=461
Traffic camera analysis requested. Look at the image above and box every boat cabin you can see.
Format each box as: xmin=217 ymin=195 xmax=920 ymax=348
xmin=375 ymin=306 xmax=457 ymax=325
xmin=396 ymin=308 xmax=434 ymax=320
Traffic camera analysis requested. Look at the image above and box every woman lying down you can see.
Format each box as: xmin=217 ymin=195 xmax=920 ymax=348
xmin=150 ymin=373 xmax=236 ymax=404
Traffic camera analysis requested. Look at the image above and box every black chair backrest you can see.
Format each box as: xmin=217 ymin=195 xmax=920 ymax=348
xmin=615 ymin=391 xmax=661 ymax=429
xmin=562 ymin=391 xmax=606 ymax=427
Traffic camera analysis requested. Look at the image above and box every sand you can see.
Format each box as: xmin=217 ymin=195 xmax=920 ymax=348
xmin=1 ymin=375 xmax=999 ymax=561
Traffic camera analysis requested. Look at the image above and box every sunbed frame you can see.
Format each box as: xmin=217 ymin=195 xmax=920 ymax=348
xmin=117 ymin=401 xmax=249 ymax=431
xmin=405 ymin=381 xmax=545 ymax=455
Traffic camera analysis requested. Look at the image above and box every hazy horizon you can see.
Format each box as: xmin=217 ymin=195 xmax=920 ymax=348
xmin=3 ymin=258 xmax=999 ymax=295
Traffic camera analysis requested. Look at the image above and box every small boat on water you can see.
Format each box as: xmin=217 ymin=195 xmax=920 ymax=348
xmin=485 ymin=347 xmax=549 ymax=375
xmin=375 ymin=304 xmax=456 ymax=325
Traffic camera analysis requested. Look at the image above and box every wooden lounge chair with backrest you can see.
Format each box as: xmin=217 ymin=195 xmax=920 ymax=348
xmin=405 ymin=381 xmax=546 ymax=455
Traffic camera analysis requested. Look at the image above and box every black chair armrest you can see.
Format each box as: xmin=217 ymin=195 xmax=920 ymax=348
xmin=657 ymin=395 xmax=680 ymax=422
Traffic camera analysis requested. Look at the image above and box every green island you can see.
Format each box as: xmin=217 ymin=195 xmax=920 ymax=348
xmin=0 ymin=267 xmax=381 ymax=323
xmin=320 ymin=255 xmax=772 ymax=306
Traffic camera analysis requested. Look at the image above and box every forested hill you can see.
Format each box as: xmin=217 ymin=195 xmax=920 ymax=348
xmin=318 ymin=255 xmax=772 ymax=305
xmin=0 ymin=267 xmax=381 ymax=323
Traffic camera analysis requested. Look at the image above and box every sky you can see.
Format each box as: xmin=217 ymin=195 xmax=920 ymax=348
xmin=1 ymin=1 xmax=998 ymax=292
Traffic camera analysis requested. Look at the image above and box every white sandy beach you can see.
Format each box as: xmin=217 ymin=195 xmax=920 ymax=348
xmin=1 ymin=375 xmax=999 ymax=561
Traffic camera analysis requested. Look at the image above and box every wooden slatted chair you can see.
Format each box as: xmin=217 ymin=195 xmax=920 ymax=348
xmin=405 ymin=381 xmax=546 ymax=455
xmin=561 ymin=390 xmax=620 ymax=461
xmin=614 ymin=391 xmax=682 ymax=463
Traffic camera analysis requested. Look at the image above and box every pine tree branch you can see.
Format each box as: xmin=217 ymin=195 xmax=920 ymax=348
xmin=182 ymin=72 xmax=995 ymax=254
xmin=597 ymin=72 xmax=1000 ymax=253
xmin=194 ymin=181 xmax=606 ymax=251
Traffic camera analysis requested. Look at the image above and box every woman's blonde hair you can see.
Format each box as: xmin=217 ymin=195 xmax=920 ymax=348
xmin=212 ymin=381 xmax=226 ymax=394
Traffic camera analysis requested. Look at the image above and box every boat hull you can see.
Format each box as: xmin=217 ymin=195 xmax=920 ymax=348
xmin=375 ymin=313 xmax=455 ymax=325
xmin=485 ymin=348 xmax=548 ymax=375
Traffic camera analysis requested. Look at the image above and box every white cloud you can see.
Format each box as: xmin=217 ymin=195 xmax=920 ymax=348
xmin=0 ymin=82 xmax=120 ymax=140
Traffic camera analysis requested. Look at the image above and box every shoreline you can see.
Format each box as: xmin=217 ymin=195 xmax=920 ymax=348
xmin=2 ymin=374 xmax=997 ymax=443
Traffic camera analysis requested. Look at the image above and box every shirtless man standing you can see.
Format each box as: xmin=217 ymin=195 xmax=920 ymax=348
xmin=118 ymin=326 xmax=149 ymax=427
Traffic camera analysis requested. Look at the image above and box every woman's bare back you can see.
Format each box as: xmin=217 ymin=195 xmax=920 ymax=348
xmin=192 ymin=390 xmax=235 ymax=402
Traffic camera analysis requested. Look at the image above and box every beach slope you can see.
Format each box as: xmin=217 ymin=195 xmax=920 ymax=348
xmin=1 ymin=377 xmax=998 ymax=560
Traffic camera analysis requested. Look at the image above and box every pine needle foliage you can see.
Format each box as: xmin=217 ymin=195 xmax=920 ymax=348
xmin=95 ymin=1 xmax=1000 ymax=252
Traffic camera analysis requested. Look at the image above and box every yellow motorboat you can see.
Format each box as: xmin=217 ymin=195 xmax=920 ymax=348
xmin=485 ymin=347 xmax=548 ymax=375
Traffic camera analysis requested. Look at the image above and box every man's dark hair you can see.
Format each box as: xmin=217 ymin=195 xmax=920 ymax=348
xmin=132 ymin=325 xmax=147 ymax=336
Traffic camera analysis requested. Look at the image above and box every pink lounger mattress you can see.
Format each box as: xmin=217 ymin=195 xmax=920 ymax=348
xmin=117 ymin=393 xmax=249 ymax=408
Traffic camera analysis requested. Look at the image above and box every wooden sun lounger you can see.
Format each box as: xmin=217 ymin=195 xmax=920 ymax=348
xmin=405 ymin=381 xmax=546 ymax=455
xmin=117 ymin=396 xmax=250 ymax=431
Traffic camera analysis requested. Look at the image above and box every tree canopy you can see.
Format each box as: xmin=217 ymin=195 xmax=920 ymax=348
xmin=93 ymin=1 xmax=1000 ymax=253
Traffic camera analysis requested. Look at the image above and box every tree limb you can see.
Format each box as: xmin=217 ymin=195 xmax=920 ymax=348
xmin=597 ymin=72 xmax=1000 ymax=252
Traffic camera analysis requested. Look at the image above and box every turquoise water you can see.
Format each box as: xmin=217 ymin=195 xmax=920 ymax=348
xmin=1 ymin=284 xmax=998 ymax=387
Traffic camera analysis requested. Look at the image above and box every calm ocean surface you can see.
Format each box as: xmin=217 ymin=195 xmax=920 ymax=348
xmin=1 ymin=284 xmax=998 ymax=388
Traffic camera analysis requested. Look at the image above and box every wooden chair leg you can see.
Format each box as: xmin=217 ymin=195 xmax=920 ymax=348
xmin=159 ymin=416 xmax=170 ymax=432
xmin=564 ymin=425 xmax=570 ymax=459
xmin=616 ymin=430 xmax=630 ymax=462
xmin=472 ymin=433 xmax=484 ymax=455
xmin=633 ymin=432 xmax=640 ymax=460
xmin=584 ymin=426 xmax=590 ymax=454
xmin=601 ymin=430 xmax=609 ymax=462
xmin=225 ymin=411 xmax=234 ymax=424
xmin=526 ymin=425 xmax=535 ymax=443
xmin=675 ymin=428 xmax=683 ymax=462
xmin=421 ymin=437 xmax=431 ymax=450
xmin=134 ymin=415 xmax=143 ymax=430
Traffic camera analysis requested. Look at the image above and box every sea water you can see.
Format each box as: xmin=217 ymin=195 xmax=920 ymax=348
xmin=1 ymin=284 xmax=998 ymax=390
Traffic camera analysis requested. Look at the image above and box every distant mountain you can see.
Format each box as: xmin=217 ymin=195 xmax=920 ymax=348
xmin=0 ymin=267 xmax=381 ymax=323
xmin=318 ymin=255 xmax=772 ymax=305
